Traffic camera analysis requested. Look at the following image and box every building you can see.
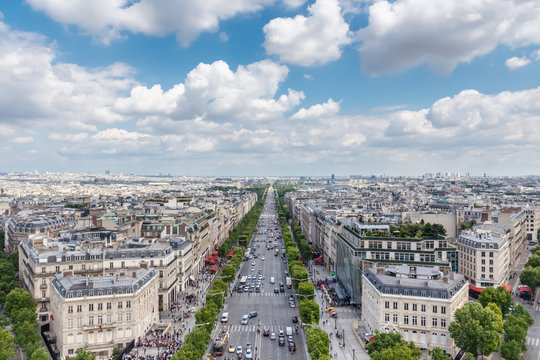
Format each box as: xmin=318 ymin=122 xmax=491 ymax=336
xmin=50 ymin=268 xmax=158 ymax=360
xmin=362 ymin=265 xmax=468 ymax=356
xmin=457 ymin=226 xmax=510 ymax=292
xmin=524 ymin=206 xmax=540 ymax=241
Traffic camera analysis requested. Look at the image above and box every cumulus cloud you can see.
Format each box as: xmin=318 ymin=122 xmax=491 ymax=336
xmin=12 ymin=137 xmax=34 ymax=144
xmin=505 ymin=56 xmax=531 ymax=69
xmin=0 ymin=20 xmax=135 ymax=130
xmin=263 ymin=0 xmax=352 ymax=66
xmin=291 ymin=98 xmax=340 ymax=119
xmin=115 ymin=60 xmax=304 ymax=123
xmin=357 ymin=0 xmax=540 ymax=75
xmin=27 ymin=0 xmax=290 ymax=46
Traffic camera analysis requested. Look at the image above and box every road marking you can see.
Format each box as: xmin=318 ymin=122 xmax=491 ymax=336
xmin=527 ymin=337 xmax=540 ymax=347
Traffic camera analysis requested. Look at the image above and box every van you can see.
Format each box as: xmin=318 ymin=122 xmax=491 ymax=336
xmin=286 ymin=327 xmax=293 ymax=336
xmin=270 ymin=277 xmax=275 ymax=284
xmin=221 ymin=312 xmax=229 ymax=323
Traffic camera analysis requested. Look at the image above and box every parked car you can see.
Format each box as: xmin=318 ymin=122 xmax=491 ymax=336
xmin=292 ymin=316 xmax=298 ymax=323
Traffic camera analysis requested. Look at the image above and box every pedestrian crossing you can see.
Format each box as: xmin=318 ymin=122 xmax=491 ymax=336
xmin=527 ymin=337 xmax=539 ymax=347
xmin=535 ymin=305 xmax=540 ymax=312
xmin=233 ymin=292 xmax=289 ymax=297
xmin=227 ymin=324 xmax=295 ymax=333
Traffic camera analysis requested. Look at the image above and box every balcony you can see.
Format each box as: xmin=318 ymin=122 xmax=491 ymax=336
xmin=40 ymin=283 xmax=48 ymax=290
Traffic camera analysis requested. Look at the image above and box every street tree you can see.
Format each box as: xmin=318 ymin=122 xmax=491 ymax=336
xmin=0 ymin=329 xmax=16 ymax=360
xmin=478 ymin=286 xmax=513 ymax=317
xmin=448 ymin=302 xmax=503 ymax=359
xmin=520 ymin=266 xmax=540 ymax=292
xmin=511 ymin=304 xmax=534 ymax=327
xmin=298 ymin=281 xmax=315 ymax=300
xmin=74 ymin=348 xmax=96 ymax=360
xmin=4 ymin=288 xmax=36 ymax=318
xmin=525 ymin=254 xmax=540 ymax=268
xmin=500 ymin=340 xmax=525 ymax=360
xmin=428 ymin=347 xmax=451 ymax=360
xmin=29 ymin=348 xmax=50 ymax=360
xmin=370 ymin=343 xmax=421 ymax=360
xmin=503 ymin=315 xmax=528 ymax=350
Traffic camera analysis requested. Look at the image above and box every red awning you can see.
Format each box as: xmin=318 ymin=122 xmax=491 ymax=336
xmin=228 ymin=251 xmax=234 ymax=257
xmin=211 ymin=250 xmax=218 ymax=256
xmin=314 ymin=257 xmax=324 ymax=263
xmin=520 ymin=286 xmax=532 ymax=293
xmin=205 ymin=256 xmax=219 ymax=264
xmin=469 ymin=284 xmax=484 ymax=293
xmin=500 ymin=283 xmax=512 ymax=292
xmin=209 ymin=264 xmax=219 ymax=272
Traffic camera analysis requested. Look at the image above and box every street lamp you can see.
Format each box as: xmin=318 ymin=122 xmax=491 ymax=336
xmin=334 ymin=316 xmax=337 ymax=329
xmin=352 ymin=349 xmax=355 ymax=360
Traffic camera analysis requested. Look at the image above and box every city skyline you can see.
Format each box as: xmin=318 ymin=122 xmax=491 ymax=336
xmin=1 ymin=0 xmax=540 ymax=176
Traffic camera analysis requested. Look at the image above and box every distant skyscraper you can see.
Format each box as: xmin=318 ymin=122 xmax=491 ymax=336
xmin=105 ymin=170 xmax=110 ymax=175
xmin=331 ymin=174 xmax=335 ymax=180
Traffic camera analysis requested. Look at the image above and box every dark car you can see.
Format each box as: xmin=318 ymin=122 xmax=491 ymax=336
xmin=248 ymin=311 xmax=258 ymax=318
xmin=288 ymin=341 xmax=296 ymax=352
xmin=278 ymin=336 xmax=285 ymax=346
xmin=279 ymin=286 xmax=284 ymax=293
xmin=263 ymin=327 xmax=270 ymax=336
xmin=292 ymin=316 xmax=298 ymax=323
xmin=274 ymin=288 xmax=279 ymax=294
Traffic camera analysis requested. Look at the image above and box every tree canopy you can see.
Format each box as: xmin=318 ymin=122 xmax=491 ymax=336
xmin=366 ymin=331 xmax=420 ymax=360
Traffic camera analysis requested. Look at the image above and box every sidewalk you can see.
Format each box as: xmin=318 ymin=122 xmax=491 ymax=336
xmin=311 ymin=266 xmax=370 ymax=360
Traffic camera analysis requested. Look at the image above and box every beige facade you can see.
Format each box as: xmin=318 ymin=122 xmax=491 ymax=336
xmin=50 ymin=268 xmax=158 ymax=360
xmin=457 ymin=227 xmax=509 ymax=288
xmin=362 ymin=266 xmax=469 ymax=356
xmin=524 ymin=206 xmax=540 ymax=241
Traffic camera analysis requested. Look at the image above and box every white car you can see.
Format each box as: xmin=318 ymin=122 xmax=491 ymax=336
xmin=245 ymin=349 xmax=252 ymax=359
xmin=261 ymin=256 xmax=265 ymax=261
xmin=241 ymin=315 xmax=249 ymax=325
xmin=236 ymin=345 xmax=243 ymax=356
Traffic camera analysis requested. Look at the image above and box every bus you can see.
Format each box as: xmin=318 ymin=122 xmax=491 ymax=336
xmin=240 ymin=276 xmax=248 ymax=285
xmin=212 ymin=328 xmax=229 ymax=356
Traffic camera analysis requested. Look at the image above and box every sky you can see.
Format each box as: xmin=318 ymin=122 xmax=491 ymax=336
xmin=0 ymin=0 xmax=539 ymax=176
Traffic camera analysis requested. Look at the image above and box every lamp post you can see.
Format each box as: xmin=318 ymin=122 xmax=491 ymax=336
xmin=334 ymin=315 xmax=337 ymax=329
xmin=353 ymin=349 xmax=355 ymax=360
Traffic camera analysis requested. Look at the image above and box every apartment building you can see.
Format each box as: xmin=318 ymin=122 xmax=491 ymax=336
xmin=457 ymin=226 xmax=510 ymax=291
xmin=524 ymin=206 xmax=540 ymax=241
xmin=50 ymin=268 xmax=158 ymax=360
xmin=362 ymin=265 xmax=468 ymax=356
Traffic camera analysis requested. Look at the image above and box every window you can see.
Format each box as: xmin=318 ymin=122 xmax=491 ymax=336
xmin=41 ymin=278 xmax=46 ymax=285
xmin=421 ymin=304 xmax=426 ymax=312
xmin=77 ymin=317 xmax=82 ymax=327
xmin=77 ymin=305 xmax=82 ymax=313
xmin=98 ymin=315 xmax=103 ymax=325
xmin=404 ymin=303 xmax=409 ymax=311
xmin=489 ymin=267 xmax=493 ymax=273
xmin=421 ymin=317 xmax=426 ymax=327
xmin=481 ymin=266 xmax=485 ymax=272
xmin=481 ymin=251 xmax=486 ymax=257
xmin=392 ymin=314 xmax=398 ymax=323
xmin=42 ymin=291 xmax=46 ymax=298
xmin=89 ymin=304 xmax=94 ymax=311
xmin=489 ymin=252 xmax=494 ymax=258
xmin=412 ymin=316 xmax=418 ymax=326
xmin=433 ymin=306 xmax=437 ymax=313
xmin=126 ymin=301 xmax=131 ymax=308
xmin=118 ymin=301 xmax=123 ymax=309
xmin=121 ymin=261 xmax=125 ymax=268
xmin=68 ymin=306 xmax=73 ymax=313
xmin=385 ymin=301 xmax=390 ymax=309
xmin=159 ymin=270 xmax=163 ymax=278
xmin=41 ymin=267 xmax=46 ymax=273
xmin=107 ymin=302 xmax=112 ymax=310
xmin=118 ymin=313 xmax=123 ymax=322
xmin=404 ymin=315 xmax=409 ymax=325
xmin=68 ymin=350 xmax=74 ymax=355
xmin=481 ymin=259 xmax=485 ymax=264
xmin=387 ymin=242 xmax=392 ymax=249
xmin=431 ymin=333 xmax=438 ymax=344
xmin=98 ymin=303 xmax=103 ymax=311
xmin=393 ymin=302 xmax=398 ymax=310
xmin=110 ymin=262 xmax=113 ymax=269
xmin=441 ymin=319 xmax=447 ymax=328
xmin=432 ymin=318 xmax=438 ymax=327
xmin=69 ymin=265 xmax=73 ymax=270
xmin=489 ymin=259 xmax=493 ymax=265
xmin=107 ymin=314 xmax=112 ymax=324
xmin=56 ymin=266 xmax=60 ymax=272
xmin=81 ymin=264 xmax=86 ymax=270
xmin=126 ymin=313 xmax=132 ymax=322
xmin=89 ymin=316 xmax=94 ymax=326
xmin=441 ymin=306 xmax=446 ymax=314
xmin=412 ymin=304 xmax=417 ymax=312
xmin=68 ymin=318 xmax=73 ymax=328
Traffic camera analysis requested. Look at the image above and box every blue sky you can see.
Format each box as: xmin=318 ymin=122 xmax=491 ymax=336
xmin=0 ymin=0 xmax=539 ymax=176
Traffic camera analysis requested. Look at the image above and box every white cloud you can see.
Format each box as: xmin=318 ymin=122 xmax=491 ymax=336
xmin=357 ymin=0 xmax=540 ymax=75
xmin=116 ymin=60 xmax=304 ymax=123
xmin=505 ymin=56 xmax=531 ymax=69
xmin=12 ymin=136 xmax=34 ymax=144
xmin=263 ymin=0 xmax=352 ymax=66
xmin=291 ymin=98 xmax=340 ymax=119
xmin=27 ymin=0 xmax=280 ymax=46
xmin=49 ymin=133 xmax=89 ymax=142
xmin=219 ymin=32 xmax=229 ymax=42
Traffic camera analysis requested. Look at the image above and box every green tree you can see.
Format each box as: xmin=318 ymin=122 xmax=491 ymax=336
xmin=0 ymin=329 xmax=16 ymax=360
xmin=500 ymin=340 xmax=525 ymax=360
xmin=366 ymin=331 xmax=405 ymax=355
xmin=290 ymin=265 xmax=308 ymax=289
xmin=221 ymin=266 xmax=235 ymax=283
xmin=298 ymin=299 xmax=320 ymax=324
xmin=371 ymin=343 xmax=421 ymax=360
xmin=286 ymin=247 xmax=300 ymax=262
xmin=520 ymin=266 xmax=540 ymax=292
xmin=486 ymin=303 xmax=503 ymax=323
xmin=525 ymin=254 xmax=540 ymax=268
xmin=298 ymin=281 xmax=315 ymax=300
xmin=479 ymin=286 xmax=513 ymax=317
xmin=10 ymin=307 xmax=38 ymax=326
xmin=75 ymin=348 xmax=96 ymax=360
xmin=428 ymin=347 xmax=451 ymax=360
xmin=448 ymin=302 xmax=503 ymax=359
xmin=14 ymin=321 xmax=40 ymax=353
xmin=503 ymin=315 xmax=528 ymax=350
xmin=29 ymin=348 xmax=50 ymax=360
xmin=511 ymin=304 xmax=534 ymax=327
xmin=4 ymin=288 xmax=36 ymax=318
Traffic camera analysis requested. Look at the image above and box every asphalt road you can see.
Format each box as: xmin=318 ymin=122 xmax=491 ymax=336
xmin=216 ymin=188 xmax=308 ymax=360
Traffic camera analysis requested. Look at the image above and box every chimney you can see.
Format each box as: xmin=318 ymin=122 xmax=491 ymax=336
xmin=132 ymin=271 xmax=137 ymax=278
xmin=113 ymin=275 xmax=117 ymax=284
xmin=85 ymin=276 xmax=90 ymax=286
xmin=442 ymin=276 xmax=448 ymax=283
xmin=141 ymin=263 xmax=148 ymax=269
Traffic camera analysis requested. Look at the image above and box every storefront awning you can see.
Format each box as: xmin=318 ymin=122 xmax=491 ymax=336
xmin=209 ymin=264 xmax=219 ymax=272
xmin=500 ymin=283 xmax=512 ymax=292
xmin=228 ymin=251 xmax=234 ymax=257
xmin=211 ymin=250 xmax=218 ymax=256
xmin=314 ymin=257 xmax=324 ymax=263
xmin=468 ymin=284 xmax=483 ymax=293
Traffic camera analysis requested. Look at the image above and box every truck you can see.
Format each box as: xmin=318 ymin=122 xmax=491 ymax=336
xmin=212 ymin=328 xmax=229 ymax=356
xmin=286 ymin=276 xmax=292 ymax=289
xmin=286 ymin=326 xmax=293 ymax=336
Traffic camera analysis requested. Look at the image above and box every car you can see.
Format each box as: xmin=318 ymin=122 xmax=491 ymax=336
xmin=248 ymin=311 xmax=258 ymax=318
xmin=326 ymin=307 xmax=335 ymax=313
xmin=330 ymin=312 xmax=338 ymax=318
xmin=274 ymin=288 xmax=279 ymax=293
xmin=246 ymin=343 xmax=252 ymax=350
xmin=237 ymin=287 xmax=243 ymax=293
xmin=251 ymin=261 xmax=256 ymax=266
xmin=263 ymin=327 xmax=270 ymax=336
xmin=292 ymin=316 xmax=298 ymax=323
xmin=255 ymin=286 xmax=261 ymax=292
xmin=236 ymin=345 xmax=243 ymax=355
xmin=270 ymin=332 xmax=277 ymax=340
xmin=280 ymin=286 xmax=284 ymax=293
xmin=288 ymin=342 xmax=296 ymax=352
xmin=288 ymin=295 xmax=294 ymax=302
xmin=279 ymin=330 xmax=284 ymax=337
xmin=229 ymin=344 xmax=236 ymax=353
xmin=278 ymin=336 xmax=285 ymax=346
xmin=279 ymin=282 xmax=284 ymax=287
xmin=245 ymin=349 xmax=252 ymax=359
xmin=282 ymin=258 xmax=287 ymax=263
xmin=261 ymin=256 xmax=265 ymax=261
xmin=241 ymin=315 xmax=249 ymax=325
xmin=258 ymin=269 xmax=263 ymax=274
xmin=250 ymin=267 xmax=255 ymax=271
xmin=289 ymin=301 xmax=295 ymax=308
xmin=287 ymin=335 xmax=294 ymax=343
xmin=243 ymin=285 xmax=250 ymax=291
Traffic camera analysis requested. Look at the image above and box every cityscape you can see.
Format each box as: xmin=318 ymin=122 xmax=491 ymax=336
xmin=1 ymin=1 xmax=540 ymax=360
